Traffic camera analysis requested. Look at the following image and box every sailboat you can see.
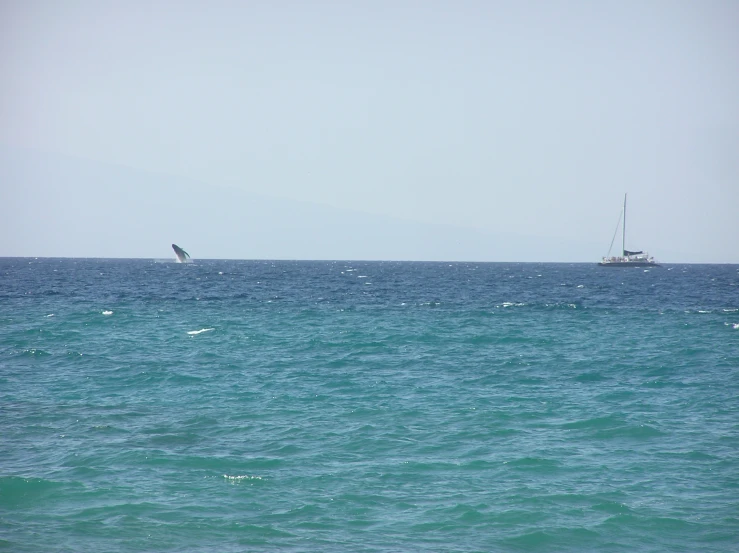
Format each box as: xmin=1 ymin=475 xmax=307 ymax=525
xmin=598 ymin=194 xmax=660 ymax=267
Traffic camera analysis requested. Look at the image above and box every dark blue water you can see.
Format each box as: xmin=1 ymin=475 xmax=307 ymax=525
xmin=2 ymin=259 xmax=738 ymax=552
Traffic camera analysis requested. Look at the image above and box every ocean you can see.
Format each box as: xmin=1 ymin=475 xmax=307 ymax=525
xmin=1 ymin=258 xmax=738 ymax=552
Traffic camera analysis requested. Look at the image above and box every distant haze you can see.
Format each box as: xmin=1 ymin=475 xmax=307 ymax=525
xmin=1 ymin=1 xmax=737 ymax=262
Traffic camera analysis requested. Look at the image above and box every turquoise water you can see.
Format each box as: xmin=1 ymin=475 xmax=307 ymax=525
xmin=2 ymin=259 xmax=738 ymax=552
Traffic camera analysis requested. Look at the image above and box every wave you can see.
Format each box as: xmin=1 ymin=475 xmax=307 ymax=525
xmin=14 ymin=348 xmax=53 ymax=357
xmin=0 ymin=476 xmax=68 ymax=508
xmin=187 ymin=328 xmax=214 ymax=335
xmin=561 ymin=415 xmax=625 ymax=430
xmin=504 ymin=527 xmax=600 ymax=549
xmin=574 ymin=371 xmax=610 ymax=382
xmin=503 ymin=457 xmax=562 ymax=471
xmin=594 ymin=424 xmax=664 ymax=439
xmin=223 ymin=474 xmax=263 ymax=483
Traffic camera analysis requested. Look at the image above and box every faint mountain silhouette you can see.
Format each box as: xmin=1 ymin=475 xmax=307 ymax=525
xmin=2 ymin=146 xmax=605 ymax=261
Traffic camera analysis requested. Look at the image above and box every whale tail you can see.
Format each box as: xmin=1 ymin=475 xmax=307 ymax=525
xmin=172 ymin=244 xmax=191 ymax=263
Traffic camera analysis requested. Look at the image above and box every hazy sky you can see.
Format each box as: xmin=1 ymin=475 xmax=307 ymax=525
xmin=1 ymin=1 xmax=738 ymax=261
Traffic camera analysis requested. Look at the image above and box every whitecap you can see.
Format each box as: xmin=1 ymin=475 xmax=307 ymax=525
xmin=223 ymin=474 xmax=262 ymax=481
xmin=187 ymin=328 xmax=214 ymax=335
xmin=102 ymin=310 xmax=113 ymax=316
xmin=577 ymin=285 xmax=584 ymax=288
xmin=46 ymin=314 xmax=54 ymax=317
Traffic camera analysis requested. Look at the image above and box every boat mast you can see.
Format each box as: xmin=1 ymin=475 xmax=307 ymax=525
xmin=622 ymin=193 xmax=627 ymax=256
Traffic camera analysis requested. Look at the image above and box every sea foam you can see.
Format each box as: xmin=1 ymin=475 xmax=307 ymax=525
xmin=187 ymin=328 xmax=215 ymax=335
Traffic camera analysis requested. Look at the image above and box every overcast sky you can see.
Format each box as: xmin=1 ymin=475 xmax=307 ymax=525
xmin=1 ymin=1 xmax=737 ymax=261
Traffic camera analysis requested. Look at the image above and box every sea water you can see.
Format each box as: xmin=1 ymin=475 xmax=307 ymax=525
xmin=1 ymin=259 xmax=738 ymax=552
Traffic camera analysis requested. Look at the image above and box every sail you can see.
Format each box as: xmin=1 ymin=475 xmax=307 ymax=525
xmin=599 ymin=194 xmax=659 ymax=266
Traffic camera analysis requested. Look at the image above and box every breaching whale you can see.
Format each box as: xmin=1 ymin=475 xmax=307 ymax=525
xmin=172 ymin=244 xmax=191 ymax=263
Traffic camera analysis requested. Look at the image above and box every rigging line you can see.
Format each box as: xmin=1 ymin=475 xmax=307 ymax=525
xmin=606 ymin=209 xmax=623 ymax=258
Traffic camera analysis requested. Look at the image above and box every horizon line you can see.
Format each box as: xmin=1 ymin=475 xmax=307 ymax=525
xmin=1 ymin=256 xmax=736 ymax=265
